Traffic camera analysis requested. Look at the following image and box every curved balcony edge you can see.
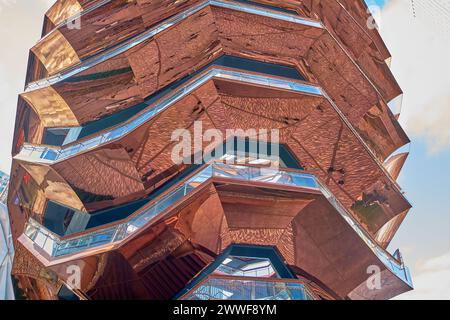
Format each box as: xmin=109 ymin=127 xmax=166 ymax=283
xmin=25 ymin=0 xmax=323 ymax=92
xmin=15 ymin=65 xmax=410 ymax=212
xmin=18 ymin=162 xmax=413 ymax=289
xmin=15 ymin=68 xmax=323 ymax=164
xmin=41 ymin=0 xmax=112 ymax=43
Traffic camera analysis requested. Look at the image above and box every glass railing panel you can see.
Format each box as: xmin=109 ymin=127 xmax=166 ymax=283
xmin=154 ymin=186 xmax=186 ymax=213
xmin=90 ymin=228 xmax=117 ymax=245
xmin=53 ymin=227 xmax=118 ymax=257
xmin=216 ymin=70 xmax=322 ymax=95
xmin=315 ymin=179 xmax=412 ymax=287
xmin=43 ymin=237 xmax=55 ymax=256
xmin=21 ymin=164 xmax=321 ymax=256
xmin=214 ymin=257 xmax=277 ymax=278
xmin=182 ymin=277 xmax=314 ymax=300
xmin=186 ymin=166 xmax=213 ymax=185
xmin=18 ymin=69 xmax=322 ymax=164
xmin=105 ymin=127 xmax=124 ymax=141
xmin=212 ymin=164 xmax=250 ymax=180
xmin=34 ymin=230 xmax=48 ymax=248
xmin=289 ymin=172 xmax=319 ymax=188
xmin=126 ymin=209 xmax=155 ymax=230
xmin=80 ymin=135 xmax=103 ymax=150
xmin=20 ymin=162 xmax=411 ymax=288
xmin=27 ymin=0 xmax=322 ymax=91
xmin=26 ymin=163 xmax=317 ymax=257
xmin=210 ymin=0 xmax=322 ymax=28
xmin=41 ymin=149 xmax=58 ymax=161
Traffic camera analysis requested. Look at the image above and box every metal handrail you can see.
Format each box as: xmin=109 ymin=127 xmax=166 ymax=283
xmin=181 ymin=275 xmax=317 ymax=300
xmin=21 ymin=163 xmax=412 ymax=287
xmin=25 ymin=0 xmax=323 ymax=91
xmin=16 ymin=68 xmax=322 ymax=164
xmin=19 ymin=0 xmax=410 ymax=211
xmin=39 ymin=0 xmax=112 ymax=44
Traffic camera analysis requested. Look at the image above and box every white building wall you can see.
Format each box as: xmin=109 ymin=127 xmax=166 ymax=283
xmin=0 ymin=171 xmax=14 ymax=300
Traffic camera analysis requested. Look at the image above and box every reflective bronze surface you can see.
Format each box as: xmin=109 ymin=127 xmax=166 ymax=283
xmin=16 ymin=179 xmax=411 ymax=299
xmin=9 ymin=0 xmax=413 ymax=300
xmin=18 ymin=2 xmax=408 ymax=161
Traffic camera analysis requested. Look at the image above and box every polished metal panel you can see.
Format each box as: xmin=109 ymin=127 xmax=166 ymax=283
xmin=384 ymin=152 xmax=409 ymax=180
xmin=46 ymin=0 xmax=83 ymax=26
xmin=45 ymin=0 xmax=111 ymax=34
xmin=21 ymin=163 xmax=412 ymax=288
xmin=26 ymin=0 xmax=323 ymax=92
xmin=213 ymin=256 xmax=278 ymax=278
xmin=22 ymin=163 xmax=318 ymax=257
xmin=10 ymin=0 xmax=413 ymax=300
xmin=16 ymin=69 xmax=322 ymax=164
xmin=21 ymin=87 xmax=79 ymax=127
xmin=31 ymin=30 xmax=80 ymax=76
xmin=182 ymin=277 xmax=316 ymax=300
xmin=19 ymin=0 xmax=408 ymax=168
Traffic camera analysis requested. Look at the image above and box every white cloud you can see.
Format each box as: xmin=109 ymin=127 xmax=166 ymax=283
xmin=378 ymin=0 xmax=450 ymax=153
xmin=396 ymin=252 xmax=450 ymax=300
xmin=0 ymin=1 xmax=49 ymax=174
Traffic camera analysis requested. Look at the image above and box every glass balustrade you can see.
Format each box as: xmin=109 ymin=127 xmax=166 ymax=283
xmin=315 ymin=179 xmax=412 ymax=287
xmin=18 ymin=69 xmax=322 ymax=164
xmin=54 ymin=0 xmax=112 ymax=31
xmin=214 ymin=256 xmax=277 ymax=278
xmin=25 ymin=0 xmax=322 ymax=92
xmin=182 ymin=277 xmax=315 ymax=300
xmin=23 ymin=163 xmax=317 ymax=257
xmin=22 ymin=163 xmax=411 ymax=288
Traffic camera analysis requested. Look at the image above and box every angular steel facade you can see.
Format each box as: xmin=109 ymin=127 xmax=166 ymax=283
xmin=8 ymin=0 xmax=413 ymax=300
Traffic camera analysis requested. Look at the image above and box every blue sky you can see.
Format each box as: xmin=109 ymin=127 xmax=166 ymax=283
xmin=393 ymin=139 xmax=450 ymax=268
xmin=368 ymin=0 xmax=450 ymax=298
xmin=366 ymin=0 xmax=387 ymax=6
xmin=0 ymin=0 xmax=449 ymax=299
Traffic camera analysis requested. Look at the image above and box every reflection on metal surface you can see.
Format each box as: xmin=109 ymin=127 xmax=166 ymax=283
xmin=317 ymin=180 xmax=413 ymax=288
xmin=384 ymin=152 xmax=409 ymax=180
xmin=25 ymin=0 xmax=323 ymax=91
xmin=182 ymin=276 xmax=316 ymax=300
xmin=10 ymin=0 xmax=414 ymax=300
xmin=46 ymin=0 xmax=83 ymax=26
xmin=23 ymin=163 xmax=318 ymax=257
xmin=375 ymin=210 xmax=409 ymax=248
xmin=179 ymin=249 xmax=316 ymax=300
xmin=32 ymin=30 xmax=80 ymax=76
xmin=45 ymin=0 xmax=111 ymax=36
xmin=21 ymin=163 xmax=412 ymax=288
xmin=21 ymin=86 xmax=79 ymax=127
xmin=16 ymin=69 xmax=322 ymax=164
xmin=45 ymin=54 xmax=305 ymax=147
xmin=213 ymin=256 xmax=278 ymax=278
xmin=19 ymin=162 xmax=87 ymax=212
